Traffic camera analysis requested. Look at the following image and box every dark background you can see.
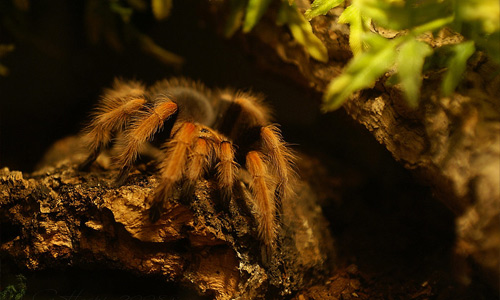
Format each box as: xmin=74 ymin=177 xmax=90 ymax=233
xmin=0 ymin=0 xmax=322 ymax=172
xmin=0 ymin=0 xmax=388 ymax=175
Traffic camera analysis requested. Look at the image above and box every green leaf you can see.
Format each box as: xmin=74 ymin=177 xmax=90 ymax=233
xmin=453 ymin=0 xmax=498 ymax=64
xmin=338 ymin=5 xmax=371 ymax=55
xmin=278 ymin=2 xmax=329 ymax=62
xmin=0 ymin=275 xmax=26 ymax=300
xmin=362 ymin=31 xmax=391 ymax=50
xmin=243 ymin=0 xmax=273 ymax=33
xmin=458 ymin=0 xmax=500 ymax=34
xmin=224 ymin=0 xmax=247 ymax=38
xmin=442 ymin=40 xmax=475 ymax=96
xmin=358 ymin=0 xmax=453 ymax=31
xmin=304 ymin=0 xmax=345 ymax=20
xmin=323 ymin=37 xmax=396 ymax=110
xmin=152 ymin=0 xmax=172 ymax=21
xmin=477 ymin=31 xmax=500 ymax=65
xmin=412 ymin=15 xmax=454 ymax=36
xmin=396 ymin=39 xmax=433 ymax=107
xmin=110 ymin=2 xmax=133 ymax=23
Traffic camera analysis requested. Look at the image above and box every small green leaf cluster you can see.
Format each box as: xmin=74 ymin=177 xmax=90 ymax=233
xmin=222 ymin=0 xmax=497 ymax=110
xmin=312 ymin=0 xmax=499 ymax=111
xmin=224 ymin=0 xmax=328 ymax=62
xmin=0 ymin=274 xmax=27 ymax=300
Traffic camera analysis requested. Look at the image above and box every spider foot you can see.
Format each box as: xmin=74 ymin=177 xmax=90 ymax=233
xmin=148 ymin=200 xmax=162 ymax=223
xmin=218 ymin=187 xmax=233 ymax=211
xmin=78 ymin=151 xmax=99 ymax=171
xmin=179 ymin=180 xmax=196 ymax=203
xmin=114 ymin=166 xmax=131 ymax=187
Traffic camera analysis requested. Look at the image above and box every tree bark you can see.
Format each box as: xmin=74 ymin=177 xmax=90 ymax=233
xmin=206 ymin=2 xmax=500 ymax=290
xmin=0 ymin=136 xmax=336 ymax=299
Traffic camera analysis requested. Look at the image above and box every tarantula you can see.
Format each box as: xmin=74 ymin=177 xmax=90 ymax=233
xmin=79 ymin=78 xmax=296 ymax=250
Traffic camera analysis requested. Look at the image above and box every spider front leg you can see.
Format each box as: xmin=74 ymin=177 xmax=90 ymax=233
xmin=180 ymin=126 xmax=238 ymax=210
xmin=149 ymin=124 xmax=238 ymax=222
xmin=114 ymin=98 xmax=178 ymax=185
xmin=181 ymin=131 xmax=214 ymax=199
xmin=259 ymin=125 xmax=296 ymax=204
xmin=79 ymin=80 xmax=147 ymax=171
xmin=218 ymin=93 xmax=295 ymax=205
xmin=215 ymin=140 xmax=238 ymax=207
xmin=245 ymin=151 xmax=277 ymax=252
xmin=149 ymin=122 xmax=197 ymax=221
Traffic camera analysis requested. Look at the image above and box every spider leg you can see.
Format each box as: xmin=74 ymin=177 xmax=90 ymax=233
xmin=79 ymin=80 xmax=147 ymax=170
xmin=245 ymin=151 xmax=276 ymax=251
xmin=115 ymin=98 xmax=178 ymax=185
xmin=215 ymin=140 xmax=238 ymax=207
xmin=79 ymin=150 xmax=102 ymax=171
xmin=182 ymin=126 xmax=238 ymax=208
xmin=149 ymin=122 xmax=197 ymax=221
xmin=259 ymin=125 xmax=296 ymax=205
xmin=214 ymin=91 xmax=295 ymax=253
xmin=181 ymin=132 xmax=214 ymax=199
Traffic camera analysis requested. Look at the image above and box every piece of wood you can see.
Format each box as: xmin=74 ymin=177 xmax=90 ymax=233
xmin=0 ymin=136 xmax=336 ymax=299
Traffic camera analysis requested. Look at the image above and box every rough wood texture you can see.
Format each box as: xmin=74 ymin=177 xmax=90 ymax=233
xmin=0 ymin=136 xmax=336 ymax=299
xmin=206 ymin=1 xmax=500 ymax=290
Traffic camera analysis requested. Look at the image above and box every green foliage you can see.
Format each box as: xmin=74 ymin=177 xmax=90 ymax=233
xmin=323 ymin=33 xmax=397 ymax=110
xmin=338 ymin=5 xmax=371 ymax=56
xmin=359 ymin=0 xmax=453 ymax=31
xmin=0 ymin=274 xmax=27 ymax=300
xmin=305 ymin=0 xmax=345 ymax=20
xmin=276 ymin=2 xmax=328 ymax=62
xmin=221 ymin=0 xmax=496 ymax=110
xmin=323 ymin=23 xmax=442 ymax=109
xmin=243 ymin=0 xmax=273 ymax=32
xmin=225 ymin=0 xmax=329 ymax=63
xmin=456 ymin=0 xmax=499 ymax=34
xmin=441 ymin=40 xmax=476 ymax=96
xmin=318 ymin=0 xmax=499 ymax=111
xmin=455 ymin=0 xmax=500 ymax=64
xmin=109 ymin=1 xmax=134 ymax=22
xmin=224 ymin=0 xmax=248 ymax=37
xmin=396 ymin=39 xmax=433 ymax=107
xmin=2 ymin=0 xmax=497 ymax=109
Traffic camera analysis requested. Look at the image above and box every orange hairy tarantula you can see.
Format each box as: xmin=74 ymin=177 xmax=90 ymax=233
xmin=79 ymin=78 xmax=296 ymax=250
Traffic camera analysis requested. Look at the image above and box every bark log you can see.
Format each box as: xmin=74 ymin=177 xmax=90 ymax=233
xmin=205 ymin=2 xmax=500 ymax=290
xmin=0 ymin=136 xmax=336 ymax=299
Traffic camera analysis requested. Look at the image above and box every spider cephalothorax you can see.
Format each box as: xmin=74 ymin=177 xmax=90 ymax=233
xmin=79 ymin=77 xmax=296 ymax=250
